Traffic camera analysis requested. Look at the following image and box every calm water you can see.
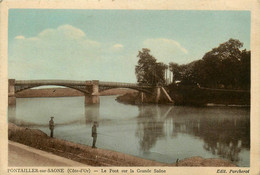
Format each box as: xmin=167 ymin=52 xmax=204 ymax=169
xmin=8 ymin=96 xmax=250 ymax=166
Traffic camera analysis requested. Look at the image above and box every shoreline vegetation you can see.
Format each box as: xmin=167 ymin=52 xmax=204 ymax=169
xmin=8 ymin=123 xmax=236 ymax=167
xmin=115 ymin=86 xmax=250 ymax=106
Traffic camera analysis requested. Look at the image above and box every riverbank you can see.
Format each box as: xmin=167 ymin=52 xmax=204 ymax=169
xmin=115 ymin=92 xmax=139 ymax=105
xmin=116 ymin=87 xmax=250 ymax=106
xmin=168 ymin=85 xmax=250 ymax=106
xmin=8 ymin=123 xmax=236 ymax=167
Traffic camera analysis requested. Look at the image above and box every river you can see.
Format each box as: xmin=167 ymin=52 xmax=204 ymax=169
xmin=8 ymin=96 xmax=250 ymax=167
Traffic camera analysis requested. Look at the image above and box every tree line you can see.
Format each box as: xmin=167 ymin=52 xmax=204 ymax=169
xmin=135 ymin=39 xmax=250 ymax=90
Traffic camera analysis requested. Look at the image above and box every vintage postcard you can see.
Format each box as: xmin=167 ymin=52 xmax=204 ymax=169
xmin=0 ymin=0 xmax=259 ymax=175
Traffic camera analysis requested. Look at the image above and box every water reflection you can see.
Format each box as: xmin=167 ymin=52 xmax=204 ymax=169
xmin=85 ymin=104 xmax=100 ymax=123
xmin=135 ymin=105 xmax=250 ymax=165
xmin=136 ymin=105 xmax=166 ymax=151
xmin=8 ymin=96 xmax=250 ymax=166
xmin=192 ymin=117 xmax=249 ymax=163
xmin=8 ymin=105 xmax=16 ymax=123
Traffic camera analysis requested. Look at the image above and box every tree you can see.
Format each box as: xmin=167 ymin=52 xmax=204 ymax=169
xmin=192 ymin=38 xmax=248 ymax=89
xmin=135 ymin=48 xmax=167 ymax=86
xmin=202 ymin=39 xmax=243 ymax=62
xmin=136 ymin=39 xmax=250 ymax=90
xmin=238 ymin=50 xmax=250 ymax=89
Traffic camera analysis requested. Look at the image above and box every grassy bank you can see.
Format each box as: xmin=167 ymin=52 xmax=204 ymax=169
xmin=8 ymin=123 xmax=236 ymax=167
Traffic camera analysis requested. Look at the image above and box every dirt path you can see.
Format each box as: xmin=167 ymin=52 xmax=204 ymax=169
xmin=9 ymin=141 xmax=88 ymax=167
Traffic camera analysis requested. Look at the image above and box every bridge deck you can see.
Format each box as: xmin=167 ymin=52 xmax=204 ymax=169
xmin=99 ymin=81 xmax=152 ymax=88
xmin=15 ymin=80 xmax=86 ymax=86
xmin=15 ymin=80 xmax=152 ymax=89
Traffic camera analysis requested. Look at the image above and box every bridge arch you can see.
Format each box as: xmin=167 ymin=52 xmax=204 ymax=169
xmin=98 ymin=86 xmax=152 ymax=94
xmin=12 ymin=80 xmax=90 ymax=95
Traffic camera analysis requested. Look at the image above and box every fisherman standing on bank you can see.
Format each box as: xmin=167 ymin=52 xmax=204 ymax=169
xmin=92 ymin=122 xmax=98 ymax=148
xmin=49 ymin=117 xmax=55 ymax=138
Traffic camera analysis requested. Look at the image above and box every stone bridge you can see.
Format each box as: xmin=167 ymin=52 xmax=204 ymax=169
xmin=8 ymin=79 xmax=173 ymax=105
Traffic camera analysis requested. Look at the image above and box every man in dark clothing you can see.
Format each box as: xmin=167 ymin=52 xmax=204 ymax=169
xmin=92 ymin=122 xmax=97 ymax=148
xmin=49 ymin=117 xmax=54 ymax=137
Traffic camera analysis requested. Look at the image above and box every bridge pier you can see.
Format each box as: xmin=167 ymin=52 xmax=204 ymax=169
xmin=136 ymin=87 xmax=160 ymax=104
xmin=153 ymin=86 xmax=174 ymax=103
xmin=85 ymin=95 xmax=100 ymax=105
xmin=85 ymin=80 xmax=100 ymax=105
xmin=8 ymin=79 xmax=16 ymax=105
xmin=137 ymin=86 xmax=173 ymax=104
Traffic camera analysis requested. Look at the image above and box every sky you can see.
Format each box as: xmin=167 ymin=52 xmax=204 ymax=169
xmin=8 ymin=9 xmax=250 ymax=83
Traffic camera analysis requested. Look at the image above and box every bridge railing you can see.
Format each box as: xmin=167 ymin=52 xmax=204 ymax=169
xmin=14 ymin=80 xmax=153 ymax=89
xmin=15 ymin=80 xmax=86 ymax=86
xmin=99 ymin=81 xmax=152 ymax=88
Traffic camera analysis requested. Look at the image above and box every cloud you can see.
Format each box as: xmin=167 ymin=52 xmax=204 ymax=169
xmin=9 ymin=25 xmax=137 ymax=82
xmin=110 ymin=43 xmax=124 ymax=52
xmin=38 ymin=25 xmax=86 ymax=40
xmin=142 ymin=38 xmax=188 ymax=63
xmin=113 ymin=44 xmax=124 ymax=49
xmin=10 ymin=25 xmax=103 ymax=80
xmin=11 ymin=24 xmax=101 ymax=59
xmin=15 ymin=35 xmax=25 ymax=40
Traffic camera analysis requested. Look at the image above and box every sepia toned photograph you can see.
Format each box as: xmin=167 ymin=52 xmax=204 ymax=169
xmin=1 ymin=1 xmax=259 ymax=174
